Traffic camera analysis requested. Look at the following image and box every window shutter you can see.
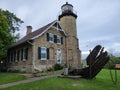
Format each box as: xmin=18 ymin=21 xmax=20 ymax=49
xmin=8 ymin=52 xmax=10 ymax=62
xmin=47 ymin=33 xmax=49 ymax=41
xmin=61 ymin=37 xmax=63 ymax=44
xmin=11 ymin=52 xmax=13 ymax=62
xmin=21 ymin=49 xmax=23 ymax=60
xmin=25 ymin=48 xmax=28 ymax=60
xmin=38 ymin=47 xmax=41 ymax=59
xmin=54 ymin=35 xmax=57 ymax=43
xmin=47 ymin=48 xmax=49 ymax=59
xmin=17 ymin=50 xmax=20 ymax=61
xmin=14 ymin=51 xmax=16 ymax=62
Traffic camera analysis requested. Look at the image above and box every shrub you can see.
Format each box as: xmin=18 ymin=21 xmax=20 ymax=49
xmin=20 ymin=68 xmax=26 ymax=73
xmin=7 ymin=68 xmax=19 ymax=73
xmin=104 ymin=56 xmax=120 ymax=69
xmin=47 ymin=68 xmax=53 ymax=72
xmin=54 ymin=63 xmax=63 ymax=71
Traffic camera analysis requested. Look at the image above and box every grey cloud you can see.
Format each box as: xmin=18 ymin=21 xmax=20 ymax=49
xmin=0 ymin=0 xmax=120 ymax=56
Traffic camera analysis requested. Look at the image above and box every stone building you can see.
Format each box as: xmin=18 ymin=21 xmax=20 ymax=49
xmin=7 ymin=2 xmax=81 ymax=73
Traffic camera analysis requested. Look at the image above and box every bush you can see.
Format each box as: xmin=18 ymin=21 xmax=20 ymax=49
xmin=104 ymin=56 xmax=120 ymax=69
xmin=54 ymin=64 xmax=63 ymax=71
xmin=7 ymin=68 xmax=19 ymax=73
xmin=47 ymin=68 xmax=53 ymax=72
xmin=20 ymin=68 xmax=26 ymax=73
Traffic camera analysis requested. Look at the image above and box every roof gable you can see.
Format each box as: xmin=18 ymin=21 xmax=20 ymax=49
xmin=12 ymin=20 xmax=66 ymax=47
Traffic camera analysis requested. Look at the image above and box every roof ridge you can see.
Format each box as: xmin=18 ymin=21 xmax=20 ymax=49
xmin=12 ymin=20 xmax=56 ymax=47
xmin=31 ymin=20 xmax=56 ymax=35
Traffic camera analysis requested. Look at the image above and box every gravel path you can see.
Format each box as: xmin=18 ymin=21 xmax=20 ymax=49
xmin=0 ymin=74 xmax=59 ymax=89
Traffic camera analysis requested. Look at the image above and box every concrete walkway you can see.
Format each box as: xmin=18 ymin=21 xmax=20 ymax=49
xmin=0 ymin=74 xmax=59 ymax=89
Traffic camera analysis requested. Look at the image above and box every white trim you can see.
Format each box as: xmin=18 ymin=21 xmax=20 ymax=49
xmin=57 ymin=35 xmax=61 ymax=44
xmin=27 ymin=41 xmax=33 ymax=45
xmin=40 ymin=47 xmax=47 ymax=60
xmin=51 ymin=26 xmax=62 ymax=31
xmin=31 ymin=20 xmax=57 ymax=40
xmin=22 ymin=59 xmax=26 ymax=61
xmin=57 ymin=48 xmax=62 ymax=64
xmin=22 ymin=48 xmax=26 ymax=61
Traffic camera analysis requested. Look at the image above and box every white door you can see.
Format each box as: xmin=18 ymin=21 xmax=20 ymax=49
xmin=57 ymin=49 xmax=62 ymax=64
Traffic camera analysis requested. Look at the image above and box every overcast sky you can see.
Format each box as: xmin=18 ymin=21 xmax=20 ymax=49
xmin=1 ymin=0 xmax=120 ymax=58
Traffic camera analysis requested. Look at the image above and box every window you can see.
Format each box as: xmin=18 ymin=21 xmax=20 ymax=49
xmin=21 ymin=49 xmax=23 ymax=60
xmin=17 ymin=50 xmax=20 ymax=61
xmin=57 ymin=36 xmax=61 ymax=44
xmin=57 ymin=36 xmax=63 ymax=44
xmin=47 ymin=33 xmax=54 ymax=42
xmin=54 ymin=35 xmax=57 ymax=43
xmin=47 ymin=33 xmax=63 ymax=44
xmin=14 ymin=51 xmax=16 ymax=62
xmin=49 ymin=33 xmax=54 ymax=42
xmin=11 ymin=52 xmax=13 ymax=62
xmin=38 ymin=47 xmax=49 ymax=60
xmin=21 ymin=48 xmax=28 ymax=61
xmin=16 ymin=50 xmax=20 ymax=62
xmin=57 ymin=49 xmax=62 ymax=64
xmin=13 ymin=50 xmax=19 ymax=62
xmin=23 ymin=48 xmax=26 ymax=61
xmin=9 ymin=52 xmax=11 ymax=63
xmin=15 ymin=51 xmax=18 ymax=62
xmin=41 ymin=47 xmax=47 ymax=60
xmin=54 ymin=35 xmax=63 ymax=44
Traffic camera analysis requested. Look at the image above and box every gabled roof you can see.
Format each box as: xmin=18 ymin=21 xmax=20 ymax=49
xmin=12 ymin=20 xmax=66 ymax=47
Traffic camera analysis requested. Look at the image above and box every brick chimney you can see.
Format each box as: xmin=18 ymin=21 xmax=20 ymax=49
xmin=26 ymin=26 xmax=32 ymax=35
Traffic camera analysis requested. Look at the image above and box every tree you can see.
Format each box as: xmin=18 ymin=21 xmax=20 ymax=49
xmin=0 ymin=9 xmax=23 ymax=59
xmin=104 ymin=55 xmax=120 ymax=69
xmin=0 ymin=9 xmax=9 ymax=58
xmin=2 ymin=10 xmax=23 ymax=34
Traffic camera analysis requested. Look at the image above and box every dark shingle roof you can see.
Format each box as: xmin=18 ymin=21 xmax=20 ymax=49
xmin=12 ymin=21 xmax=55 ymax=47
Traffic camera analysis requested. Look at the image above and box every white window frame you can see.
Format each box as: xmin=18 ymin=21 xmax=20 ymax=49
xmin=41 ymin=47 xmax=47 ymax=60
xmin=57 ymin=35 xmax=61 ymax=44
xmin=23 ymin=48 xmax=26 ymax=61
xmin=49 ymin=33 xmax=54 ymax=43
xmin=57 ymin=48 xmax=62 ymax=64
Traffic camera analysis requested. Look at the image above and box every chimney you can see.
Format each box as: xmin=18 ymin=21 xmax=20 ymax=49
xmin=26 ymin=26 xmax=32 ymax=35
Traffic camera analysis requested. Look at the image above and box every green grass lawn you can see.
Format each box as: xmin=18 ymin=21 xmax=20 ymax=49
xmin=0 ymin=73 xmax=27 ymax=85
xmin=0 ymin=69 xmax=120 ymax=90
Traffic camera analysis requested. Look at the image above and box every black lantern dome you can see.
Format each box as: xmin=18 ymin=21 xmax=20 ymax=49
xmin=59 ymin=2 xmax=77 ymax=20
